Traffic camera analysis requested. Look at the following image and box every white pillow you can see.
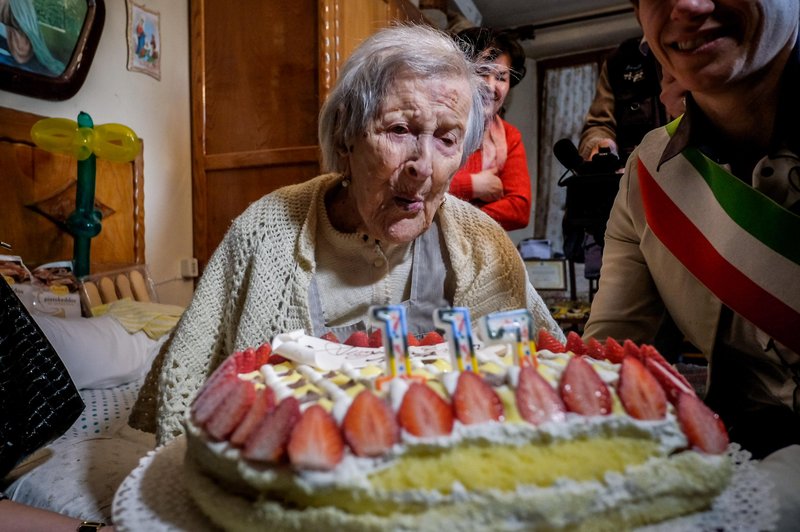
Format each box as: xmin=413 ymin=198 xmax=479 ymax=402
xmin=32 ymin=314 xmax=165 ymax=389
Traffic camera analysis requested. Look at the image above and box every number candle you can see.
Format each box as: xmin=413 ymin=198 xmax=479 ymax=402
xmin=477 ymin=309 xmax=537 ymax=367
xmin=370 ymin=305 xmax=411 ymax=378
xmin=434 ymin=307 xmax=478 ymax=373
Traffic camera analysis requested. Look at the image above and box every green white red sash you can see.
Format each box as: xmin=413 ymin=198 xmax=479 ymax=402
xmin=637 ymin=120 xmax=800 ymax=353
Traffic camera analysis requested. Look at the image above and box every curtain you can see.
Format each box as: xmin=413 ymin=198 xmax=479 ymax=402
xmin=535 ymin=63 xmax=598 ymax=254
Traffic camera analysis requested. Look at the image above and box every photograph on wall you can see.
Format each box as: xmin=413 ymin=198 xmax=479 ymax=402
xmin=0 ymin=0 xmax=106 ymax=100
xmin=125 ymin=0 xmax=160 ymax=80
xmin=0 ymin=0 xmax=89 ymax=77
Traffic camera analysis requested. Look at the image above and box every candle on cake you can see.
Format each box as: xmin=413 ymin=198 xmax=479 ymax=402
xmin=434 ymin=307 xmax=478 ymax=373
xmin=477 ymin=309 xmax=538 ymax=367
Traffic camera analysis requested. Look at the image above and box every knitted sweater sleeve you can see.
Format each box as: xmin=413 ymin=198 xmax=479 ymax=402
xmin=440 ymin=197 xmax=563 ymax=342
xmin=130 ymin=175 xmax=329 ymax=444
xmin=129 ymin=214 xmax=253 ymax=443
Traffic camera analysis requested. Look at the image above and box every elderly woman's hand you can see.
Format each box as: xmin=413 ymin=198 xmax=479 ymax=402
xmin=471 ymin=168 xmax=504 ymax=202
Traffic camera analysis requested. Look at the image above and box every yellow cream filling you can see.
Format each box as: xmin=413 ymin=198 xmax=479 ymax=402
xmin=369 ymin=437 xmax=660 ymax=493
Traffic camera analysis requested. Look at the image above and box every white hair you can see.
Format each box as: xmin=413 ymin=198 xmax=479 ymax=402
xmin=318 ymin=24 xmax=488 ymax=173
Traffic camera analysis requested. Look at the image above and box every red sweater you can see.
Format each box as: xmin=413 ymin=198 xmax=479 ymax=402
xmin=449 ymin=119 xmax=532 ymax=231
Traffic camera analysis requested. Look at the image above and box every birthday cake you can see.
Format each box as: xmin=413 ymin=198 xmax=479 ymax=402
xmin=182 ymin=308 xmax=731 ymax=531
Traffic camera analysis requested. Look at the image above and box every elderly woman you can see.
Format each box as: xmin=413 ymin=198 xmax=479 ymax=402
xmin=130 ymin=24 xmax=562 ymax=444
xmin=448 ymin=27 xmax=532 ymax=231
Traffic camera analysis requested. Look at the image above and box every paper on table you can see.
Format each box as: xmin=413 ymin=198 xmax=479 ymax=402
xmin=271 ymin=330 xmax=379 ymax=370
xmin=271 ymin=330 xmax=460 ymax=371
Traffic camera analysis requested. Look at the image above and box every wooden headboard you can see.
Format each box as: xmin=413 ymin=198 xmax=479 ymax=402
xmin=0 ymin=106 xmax=144 ymax=272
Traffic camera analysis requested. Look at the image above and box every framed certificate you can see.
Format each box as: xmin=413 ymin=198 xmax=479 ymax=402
xmin=525 ymin=259 xmax=568 ymax=291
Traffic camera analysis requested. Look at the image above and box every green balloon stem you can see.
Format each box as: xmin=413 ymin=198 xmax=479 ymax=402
xmin=68 ymin=112 xmax=102 ymax=278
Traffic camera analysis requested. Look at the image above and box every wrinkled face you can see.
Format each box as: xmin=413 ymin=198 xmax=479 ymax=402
xmin=343 ymin=73 xmax=472 ymax=244
xmin=482 ymin=52 xmax=512 ymax=117
xmin=638 ymin=0 xmax=799 ymax=93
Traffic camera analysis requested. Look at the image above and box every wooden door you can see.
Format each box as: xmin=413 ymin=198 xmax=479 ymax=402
xmin=190 ymin=0 xmax=321 ymax=270
xmin=191 ymin=0 xmax=425 ymax=270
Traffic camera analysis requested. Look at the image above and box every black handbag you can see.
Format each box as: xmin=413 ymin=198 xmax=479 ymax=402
xmin=0 ymin=279 xmax=85 ymax=479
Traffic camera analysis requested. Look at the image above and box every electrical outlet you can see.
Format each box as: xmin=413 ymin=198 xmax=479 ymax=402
xmin=180 ymin=258 xmax=199 ymax=278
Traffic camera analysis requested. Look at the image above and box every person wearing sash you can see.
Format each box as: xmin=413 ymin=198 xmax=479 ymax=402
xmin=583 ymin=0 xmax=799 ymax=528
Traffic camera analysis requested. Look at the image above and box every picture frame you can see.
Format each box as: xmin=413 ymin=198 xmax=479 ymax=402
xmin=125 ymin=0 xmax=160 ymax=80
xmin=525 ymin=259 xmax=568 ymax=291
xmin=0 ymin=0 xmax=105 ymax=101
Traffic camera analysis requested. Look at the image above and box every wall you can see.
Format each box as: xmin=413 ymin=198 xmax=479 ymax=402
xmin=503 ymin=57 xmax=537 ymax=247
xmin=0 ymin=0 xmax=193 ymax=307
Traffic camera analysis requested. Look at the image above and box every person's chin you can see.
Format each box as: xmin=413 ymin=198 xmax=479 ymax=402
xmin=381 ymin=216 xmax=428 ymax=244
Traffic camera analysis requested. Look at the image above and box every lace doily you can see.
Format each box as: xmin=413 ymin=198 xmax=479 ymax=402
xmin=113 ymin=437 xmax=218 ymax=531
xmin=639 ymin=444 xmax=778 ymax=532
xmin=113 ymin=439 xmax=776 ymax=532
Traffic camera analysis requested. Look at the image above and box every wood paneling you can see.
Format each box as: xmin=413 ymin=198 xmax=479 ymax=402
xmin=191 ymin=0 xmax=321 ymax=269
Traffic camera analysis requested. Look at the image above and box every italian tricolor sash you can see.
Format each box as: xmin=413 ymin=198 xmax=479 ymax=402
xmin=637 ymin=119 xmax=800 ymax=354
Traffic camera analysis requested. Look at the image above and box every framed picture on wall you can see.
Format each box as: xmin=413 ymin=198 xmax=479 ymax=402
xmin=0 ymin=0 xmax=105 ymax=101
xmin=525 ymin=259 xmax=568 ymax=291
xmin=125 ymin=0 xmax=160 ymax=80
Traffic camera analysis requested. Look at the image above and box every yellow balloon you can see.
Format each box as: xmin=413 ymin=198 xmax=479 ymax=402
xmin=31 ymin=118 xmax=141 ymax=162
xmin=93 ymin=123 xmax=142 ymax=162
xmin=30 ymin=118 xmax=79 ymax=155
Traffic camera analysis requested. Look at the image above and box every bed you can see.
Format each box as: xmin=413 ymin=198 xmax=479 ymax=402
xmin=0 ymin=105 xmax=176 ymax=522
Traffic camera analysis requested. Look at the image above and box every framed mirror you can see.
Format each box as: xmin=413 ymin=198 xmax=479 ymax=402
xmin=0 ymin=0 xmax=105 ymax=101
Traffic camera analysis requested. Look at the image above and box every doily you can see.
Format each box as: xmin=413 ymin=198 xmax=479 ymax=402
xmin=112 ymin=436 xmax=219 ymax=531
xmin=113 ymin=439 xmax=776 ymax=531
xmin=638 ymin=444 xmax=778 ymax=532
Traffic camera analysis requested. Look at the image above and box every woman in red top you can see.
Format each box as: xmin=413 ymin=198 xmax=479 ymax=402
xmin=450 ymin=28 xmax=532 ymax=231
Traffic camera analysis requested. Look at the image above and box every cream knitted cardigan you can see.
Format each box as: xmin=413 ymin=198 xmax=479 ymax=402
xmin=130 ymin=173 xmax=562 ymax=443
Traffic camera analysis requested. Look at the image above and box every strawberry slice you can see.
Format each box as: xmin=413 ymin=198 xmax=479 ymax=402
xmin=344 ymin=331 xmax=370 ymax=347
xmin=565 ymin=331 xmax=587 ymax=355
xmin=342 ymin=390 xmax=399 ymax=457
xmin=640 ymin=344 xmax=669 ymax=364
xmin=559 ymin=356 xmax=612 ymax=416
xmin=267 ymin=353 xmax=289 ymax=365
xmin=287 ymin=404 xmax=345 ymax=470
xmin=191 ymin=369 xmax=239 ymax=426
xmin=320 ymin=331 xmax=340 ymax=343
xmin=229 ymin=386 xmax=277 ymax=447
xmin=205 ymin=378 xmax=257 ymax=440
xmin=585 ymin=337 xmax=606 ymax=361
xmin=515 ymin=365 xmax=566 ymax=425
xmin=406 ymin=333 xmax=421 ymax=347
xmin=641 ymin=344 xmax=694 ymax=388
xmin=644 ymin=355 xmax=696 ymax=404
xmin=622 ymin=339 xmax=642 ymax=361
xmin=453 ymin=371 xmax=504 ymax=425
xmin=603 ymin=337 xmax=625 ymax=363
xmin=617 ymin=356 xmax=667 ymax=420
xmin=255 ymin=342 xmax=272 ymax=366
xmin=419 ymin=331 xmax=445 ymax=346
xmin=237 ymin=347 xmax=259 ymax=373
xmin=398 ymin=382 xmax=454 ymax=437
xmin=676 ymin=393 xmax=729 ymax=454
xmin=537 ymin=328 xmax=566 ymax=353
xmin=242 ymin=396 xmax=301 ymax=463
xmin=368 ymin=329 xmax=383 ymax=348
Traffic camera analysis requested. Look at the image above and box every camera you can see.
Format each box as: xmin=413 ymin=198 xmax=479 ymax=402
xmin=586 ymin=146 xmax=621 ymax=175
